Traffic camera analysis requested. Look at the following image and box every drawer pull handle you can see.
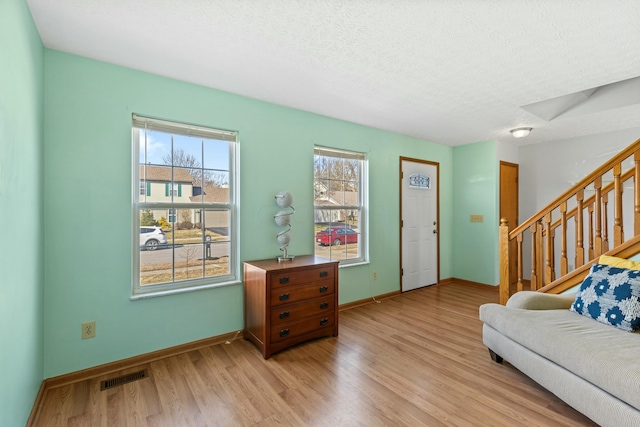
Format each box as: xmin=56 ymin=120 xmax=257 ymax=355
xmin=319 ymin=271 xmax=328 ymax=277
xmin=319 ymin=286 xmax=329 ymax=293
xmin=279 ymin=293 xmax=290 ymax=301
xmin=279 ymin=329 xmax=290 ymax=337
xmin=320 ymin=302 xmax=329 ymax=309
xmin=279 ymin=311 xmax=290 ymax=319
xmin=320 ymin=318 xmax=329 ymax=326
xmin=279 ymin=277 xmax=290 ymax=284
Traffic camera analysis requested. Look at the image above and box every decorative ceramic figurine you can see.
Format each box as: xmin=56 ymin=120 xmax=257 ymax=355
xmin=274 ymin=191 xmax=295 ymax=261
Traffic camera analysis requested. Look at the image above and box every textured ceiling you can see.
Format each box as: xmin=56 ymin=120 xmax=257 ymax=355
xmin=26 ymin=0 xmax=640 ymax=146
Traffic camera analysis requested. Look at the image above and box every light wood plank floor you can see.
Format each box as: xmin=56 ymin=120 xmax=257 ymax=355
xmin=33 ymin=282 xmax=597 ymax=426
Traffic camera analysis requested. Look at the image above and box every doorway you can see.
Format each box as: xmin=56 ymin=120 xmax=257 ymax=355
xmin=500 ymin=161 xmax=519 ymax=288
xmin=400 ymin=158 xmax=439 ymax=292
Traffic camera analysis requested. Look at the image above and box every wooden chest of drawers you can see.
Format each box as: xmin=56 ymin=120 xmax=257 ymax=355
xmin=243 ymin=256 xmax=339 ymax=359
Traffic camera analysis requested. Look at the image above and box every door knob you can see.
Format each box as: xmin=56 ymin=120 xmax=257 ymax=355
xmin=433 ymin=229 xmax=438 ymax=234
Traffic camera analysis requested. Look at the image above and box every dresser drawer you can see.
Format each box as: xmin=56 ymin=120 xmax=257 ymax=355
xmin=270 ymin=266 xmax=335 ymax=288
xmin=270 ymin=296 xmax=335 ymax=325
xmin=270 ymin=313 xmax=335 ymax=343
xmin=270 ymin=280 xmax=335 ymax=307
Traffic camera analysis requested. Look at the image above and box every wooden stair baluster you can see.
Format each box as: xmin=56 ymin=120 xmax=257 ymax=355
xmin=550 ymin=228 xmax=556 ymax=282
xmin=530 ymin=223 xmax=537 ymax=290
xmin=535 ymin=220 xmax=544 ymax=289
xmin=544 ymin=213 xmax=554 ymax=284
xmin=635 ymin=150 xmax=640 ymax=236
xmin=614 ymin=163 xmax=624 ymax=246
xmin=517 ymin=233 xmax=523 ymax=292
xmin=602 ymin=193 xmax=610 ymax=253
xmin=594 ymin=177 xmax=603 ymax=258
xmin=588 ymin=203 xmax=595 ymax=261
xmin=576 ymin=189 xmax=585 ymax=268
xmin=560 ymin=202 xmax=568 ymax=276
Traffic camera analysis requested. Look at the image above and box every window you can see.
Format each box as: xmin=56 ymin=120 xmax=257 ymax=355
xmin=133 ymin=115 xmax=238 ymax=297
xmin=314 ymin=146 xmax=367 ymax=264
xmin=166 ymin=183 xmax=181 ymax=197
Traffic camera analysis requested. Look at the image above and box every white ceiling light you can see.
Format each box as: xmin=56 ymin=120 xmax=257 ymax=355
xmin=510 ymin=127 xmax=532 ymax=138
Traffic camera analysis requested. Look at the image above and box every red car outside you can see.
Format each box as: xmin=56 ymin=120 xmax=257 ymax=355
xmin=315 ymin=227 xmax=358 ymax=246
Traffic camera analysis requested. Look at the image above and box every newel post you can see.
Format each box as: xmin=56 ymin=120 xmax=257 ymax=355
xmin=499 ymin=218 xmax=510 ymax=305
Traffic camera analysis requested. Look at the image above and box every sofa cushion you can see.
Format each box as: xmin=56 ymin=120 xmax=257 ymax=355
xmin=570 ymin=264 xmax=640 ymax=332
xmin=480 ymin=303 xmax=640 ymax=410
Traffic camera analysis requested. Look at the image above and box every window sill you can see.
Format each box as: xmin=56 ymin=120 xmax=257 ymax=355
xmin=338 ymin=260 xmax=369 ymax=268
xmin=130 ymin=279 xmax=242 ymax=300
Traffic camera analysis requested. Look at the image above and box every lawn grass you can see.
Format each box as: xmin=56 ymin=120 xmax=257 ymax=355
xmin=140 ymin=257 xmax=229 ymax=285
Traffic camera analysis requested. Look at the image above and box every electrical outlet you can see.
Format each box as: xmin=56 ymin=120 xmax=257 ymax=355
xmin=82 ymin=321 xmax=95 ymax=339
xmin=372 ymin=270 xmax=377 ymax=280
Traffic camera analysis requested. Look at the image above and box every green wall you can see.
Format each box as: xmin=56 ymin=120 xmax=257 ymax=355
xmin=452 ymin=141 xmax=499 ymax=285
xmin=0 ymin=0 xmax=45 ymax=425
xmin=43 ymin=50 xmax=454 ymax=377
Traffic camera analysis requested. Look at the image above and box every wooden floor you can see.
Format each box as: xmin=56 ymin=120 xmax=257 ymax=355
xmin=32 ymin=282 xmax=597 ymax=426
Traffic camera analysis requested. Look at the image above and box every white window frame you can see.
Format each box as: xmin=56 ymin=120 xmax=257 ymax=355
xmin=313 ymin=146 xmax=368 ymax=265
xmin=132 ymin=115 xmax=240 ymax=298
xmin=170 ymin=183 xmax=178 ymax=197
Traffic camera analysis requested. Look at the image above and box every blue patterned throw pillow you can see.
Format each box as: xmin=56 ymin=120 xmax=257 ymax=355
xmin=570 ymin=264 xmax=640 ymax=332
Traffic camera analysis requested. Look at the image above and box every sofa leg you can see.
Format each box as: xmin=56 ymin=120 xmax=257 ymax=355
xmin=488 ymin=349 xmax=503 ymax=364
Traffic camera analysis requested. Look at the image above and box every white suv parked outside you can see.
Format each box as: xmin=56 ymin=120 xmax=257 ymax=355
xmin=140 ymin=226 xmax=167 ymax=250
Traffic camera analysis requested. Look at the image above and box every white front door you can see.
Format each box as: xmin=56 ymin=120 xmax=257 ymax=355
xmin=401 ymin=159 xmax=439 ymax=292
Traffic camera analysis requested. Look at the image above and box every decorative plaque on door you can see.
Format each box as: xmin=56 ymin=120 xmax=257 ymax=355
xmin=409 ymin=173 xmax=430 ymax=189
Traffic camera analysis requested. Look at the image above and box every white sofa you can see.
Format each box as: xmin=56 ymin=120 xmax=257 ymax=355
xmin=480 ymin=291 xmax=640 ymax=427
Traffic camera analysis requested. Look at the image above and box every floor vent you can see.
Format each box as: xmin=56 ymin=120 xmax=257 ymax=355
xmin=100 ymin=369 xmax=149 ymax=391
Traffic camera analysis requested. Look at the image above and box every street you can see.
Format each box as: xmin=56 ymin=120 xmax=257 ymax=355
xmin=140 ymin=242 xmax=230 ymax=265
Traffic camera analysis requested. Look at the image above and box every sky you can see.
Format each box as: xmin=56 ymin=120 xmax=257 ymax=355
xmin=139 ymin=129 xmax=230 ymax=172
